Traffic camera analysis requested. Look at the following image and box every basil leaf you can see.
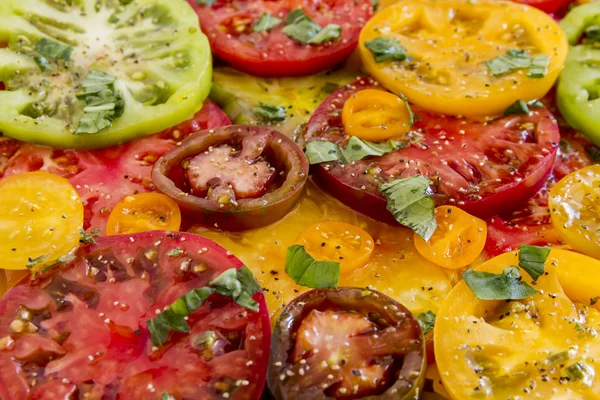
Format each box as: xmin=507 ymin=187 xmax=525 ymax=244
xmin=380 ymin=176 xmax=437 ymax=241
xmin=210 ymin=267 xmax=260 ymax=312
xmin=504 ymin=100 xmax=530 ymax=116
xmin=518 ymin=244 xmax=550 ymax=280
xmin=34 ymin=56 xmax=54 ymax=72
xmin=75 ymin=71 xmax=124 ymax=135
xmin=462 ymin=266 xmax=538 ymax=300
xmin=167 ymin=248 xmax=184 ymax=257
xmin=161 ymin=394 xmax=175 ymax=400
xmin=26 ymin=254 xmax=48 ymax=269
xmin=254 ymin=12 xmax=283 ymax=33
xmin=35 ymin=38 xmax=72 ymax=61
xmin=308 ymin=24 xmax=341 ymax=44
xmin=365 ymin=37 xmax=409 ymax=63
xmin=565 ymin=362 xmax=595 ymax=385
xmin=286 ymin=9 xmax=310 ymax=24
xmin=416 ymin=311 xmax=436 ymax=335
xmin=254 ymin=103 xmax=286 ymax=121
xmin=196 ymin=0 xmax=215 ymax=5
xmin=305 ymin=137 xmax=406 ymax=165
xmin=485 ymin=49 xmax=531 ymax=76
xmin=79 ymin=228 xmax=99 ymax=244
xmin=235 ymin=265 xmax=261 ymax=297
xmin=528 ymin=55 xmax=550 ymax=78
xmin=285 ymin=245 xmax=340 ymax=289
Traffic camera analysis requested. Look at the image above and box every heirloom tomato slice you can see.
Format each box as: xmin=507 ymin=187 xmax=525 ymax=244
xmin=189 ymin=0 xmax=373 ymax=78
xmin=436 ymin=249 xmax=600 ymax=399
xmin=359 ymin=0 xmax=567 ymax=117
xmin=0 ymin=101 xmax=231 ymax=234
xmin=105 ymin=193 xmax=182 ymax=236
xmin=0 ymin=0 xmax=211 ymax=148
xmin=304 ymin=78 xmax=560 ymax=224
xmin=0 ymin=231 xmax=271 ymax=400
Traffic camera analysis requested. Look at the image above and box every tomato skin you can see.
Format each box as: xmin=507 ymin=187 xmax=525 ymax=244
xmin=305 ymin=78 xmax=560 ymax=224
xmin=511 ymin=0 xmax=572 ymax=13
xmin=189 ymin=0 xmax=374 ymax=78
xmin=153 ymin=125 xmax=308 ymax=231
xmin=105 ymin=193 xmax=182 ymax=235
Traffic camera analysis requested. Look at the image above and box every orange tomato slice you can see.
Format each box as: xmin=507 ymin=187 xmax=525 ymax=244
xmin=106 ymin=193 xmax=182 ymax=235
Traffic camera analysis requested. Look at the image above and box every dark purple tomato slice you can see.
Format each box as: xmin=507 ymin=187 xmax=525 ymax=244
xmin=0 ymin=231 xmax=270 ymax=400
xmin=304 ymin=78 xmax=560 ymax=223
xmin=268 ymin=287 xmax=425 ymax=400
xmin=152 ymin=125 xmax=308 ymax=231
xmin=188 ymin=0 xmax=374 ymax=78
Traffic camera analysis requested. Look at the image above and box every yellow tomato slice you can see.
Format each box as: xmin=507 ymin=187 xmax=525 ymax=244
xmin=549 ymin=165 xmax=600 ymax=259
xmin=359 ymin=0 xmax=567 ymax=117
xmin=296 ymin=221 xmax=375 ymax=275
xmin=342 ymin=89 xmax=412 ymax=141
xmin=106 ymin=193 xmax=182 ymax=235
xmin=0 ymin=171 xmax=83 ymax=270
xmin=435 ymin=249 xmax=600 ymax=399
xmin=414 ymin=206 xmax=486 ymax=269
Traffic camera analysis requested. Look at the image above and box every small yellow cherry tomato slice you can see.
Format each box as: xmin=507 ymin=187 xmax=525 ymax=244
xmin=414 ymin=206 xmax=487 ymax=269
xmin=0 ymin=171 xmax=83 ymax=270
xmin=435 ymin=249 xmax=600 ymax=399
xmin=296 ymin=221 xmax=375 ymax=275
xmin=106 ymin=193 xmax=182 ymax=235
xmin=359 ymin=0 xmax=568 ymax=117
xmin=342 ymin=89 xmax=412 ymax=141
xmin=549 ymin=164 xmax=600 ymax=259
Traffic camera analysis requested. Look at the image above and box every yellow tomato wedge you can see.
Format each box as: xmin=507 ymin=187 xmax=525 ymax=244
xmin=296 ymin=221 xmax=375 ymax=275
xmin=549 ymin=165 xmax=600 ymax=259
xmin=106 ymin=193 xmax=182 ymax=235
xmin=414 ymin=206 xmax=487 ymax=269
xmin=0 ymin=171 xmax=83 ymax=270
xmin=342 ymin=89 xmax=412 ymax=141
xmin=436 ymin=249 xmax=600 ymax=399
xmin=358 ymin=0 xmax=567 ymax=117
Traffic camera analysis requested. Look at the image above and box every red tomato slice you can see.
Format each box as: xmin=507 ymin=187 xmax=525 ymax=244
xmin=0 ymin=231 xmax=270 ymax=400
xmin=511 ymin=0 xmax=572 ymax=14
xmin=304 ymin=78 xmax=560 ymax=223
xmin=0 ymin=101 xmax=231 ymax=233
xmin=189 ymin=0 xmax=373 ymax=77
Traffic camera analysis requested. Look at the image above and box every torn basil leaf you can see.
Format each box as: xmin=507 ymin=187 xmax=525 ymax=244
xmin=462 ymin=266 xmax=538 ymax=300
xmin=518 ymin=244 xmax=550 ymax=280
xmin=254 ymin=103 xmax=286 ymax=121
xmin=26 ymin=254 xmax=48 ymax=269
xmin=564 ymin=362 xmax=595 ymax=386
xmin=504 ymin=100 xmax=530 ymax=116
xmin=365 ymin=37 xmax=409 ymax=63
xmin=380 ymin=176 xmax=437 ymax=241
xmin=254 ymin=12 xmax=283 ymax=33
xmin=75 ymin=71 xmax=124 ymax=135
xmin=485 ymin=49 xmax=531 ymax=76
xmin=416 ymin=311 xmax=436 ymax=335
xmin=79 ymin=228 xmax=99 ymax=245
xmin=528 ymin=55 xmax=550 ymax=78
xmin=35 ymin=38 xmax=72 ymax=61
xmin=167 ymin=248 xmax=184 ymax=257
xmin=285 ymin=245 xmax=340 ymax=289
xmin=282 ymin=9 xmax=341 ymax=44
xmin=305 ymin=137 xmax=406 ymax=165
xmin=308 ymin=24 xmax=342 ymax=44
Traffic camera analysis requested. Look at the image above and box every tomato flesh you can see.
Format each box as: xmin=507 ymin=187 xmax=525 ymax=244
xmin=105 ymin=193 xmax=182 ymax=236
xmin=305 ymin=78 xmax=560 ymax=224
xmin=189 ymin=0 xmax=373 ymax=77
xmin=0 ymin=231 xmax=270 ymax=400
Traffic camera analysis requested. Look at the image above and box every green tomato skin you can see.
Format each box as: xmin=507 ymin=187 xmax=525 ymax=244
xmin=560 ymin=1 xmax=600 ymax=45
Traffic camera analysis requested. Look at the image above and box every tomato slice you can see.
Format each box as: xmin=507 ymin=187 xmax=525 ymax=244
xmin=0 ymin=171 xmax=83 ymax=271
xmin=359 ymin=0 xmax=567 ymax=117
xmin=106 ymin=193 xmax=182 ymax=235
xmin=305 ymin=78 xmax=560 ymax=224
xmin=0 ymin=101 xmax=231 ymax=234
xmin=511 ymin=0 xmax=573 ymax=14
xmin=152 ymin=125 xmax=308 ymax=231
xmin=268 ymin=288 xmax=426 ymax=399
xmin=435 ymin=249 xmax=600 ymax=399
xmin=189 ymin=0 xmax=373 ymax=78
xmin=0 ymin=230 xmax=271 ymax=400
xmin=0 ymin=0 xmax=212 ymax=148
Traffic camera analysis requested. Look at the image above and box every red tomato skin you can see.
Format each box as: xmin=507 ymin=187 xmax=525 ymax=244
xmin=189 ymin=0 xmax=374 ymax=78
xmin=512 ymin=0 xmax=571 ymax=14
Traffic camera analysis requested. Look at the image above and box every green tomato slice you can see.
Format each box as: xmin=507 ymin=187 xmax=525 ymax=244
xmin=0 ymin=0 xmax=211 ymax=149
xmin=557 ymin=2 xmax=600 ymax=147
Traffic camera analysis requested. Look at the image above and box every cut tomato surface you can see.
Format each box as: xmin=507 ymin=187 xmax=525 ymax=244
xmin=304 ymin=78 xmax=560 ymax=224
xmin=0 ymin=101 xmax=231 ymax=234
xmin=189 ymin=0 xmax=373 ymax=77
xmin=511 ymin=0 xmax=573 ymax=13
xmin=0 ymin=230 xmax=270 ymax=400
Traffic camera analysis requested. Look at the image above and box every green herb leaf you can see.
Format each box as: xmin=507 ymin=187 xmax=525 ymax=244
xmin=167 ymin=248 xmax=184 ymax=257
xmin=305 ymin=137 xmax=406 ymax=165
xmin=285 ymin=245 xmax=340 ymax=289
xmin=518 ymin=244 xmax=550 ymax=280
xmin=254 ymin=12 xmax=283 ymax=33
xmin=371 ymin=0 xmax=379 ymax=10
xmin=161 ymin=393 xmax=176 ymax=400
xmin=380 ymin=176 xmax=437 ymax=241
xmin=564 ymin=362 xmax=595 ymax=385
xmin=286 ymin=9 xmax=310 ymax=24
xmin=209 ymin=266 xmax=261 ymax=312
xmin=585 ymin=25 xmax=600 ymax=42
xmin=485 ymin=49 xmax=531 ymax=76
xmin=35 ymin=38 xmax=72 ymax=61
xmin=254 ymin=103 xmax=286 ymax=121
xmin=585 ymin=145 xmax=600 ymax=162
xmin=416 ymin=311 xmax=436 ymax=335
xmin=34 ymin=56 xmax=54 ymax=72
xmin=365 ymin=37 xmax=409 ymax=63
xmin=504 ymin=100 xmax=530 ymax=116
xmin=462 ymin=266 xmax=538 ymax=300
xmin=196 ymin=0 xmax=215 ymax=5
xmin=75 ymin=71 xmax=124 ymax=135
xmin=79 ymin=228 xmax=99 ymax=244
xmin=528 ymin=55 xmax=550 ymax=78
xmin=308 ymin=24 xmax=342 ymax=44
xmin=26 ymin=254 xmax=48 ymax=269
